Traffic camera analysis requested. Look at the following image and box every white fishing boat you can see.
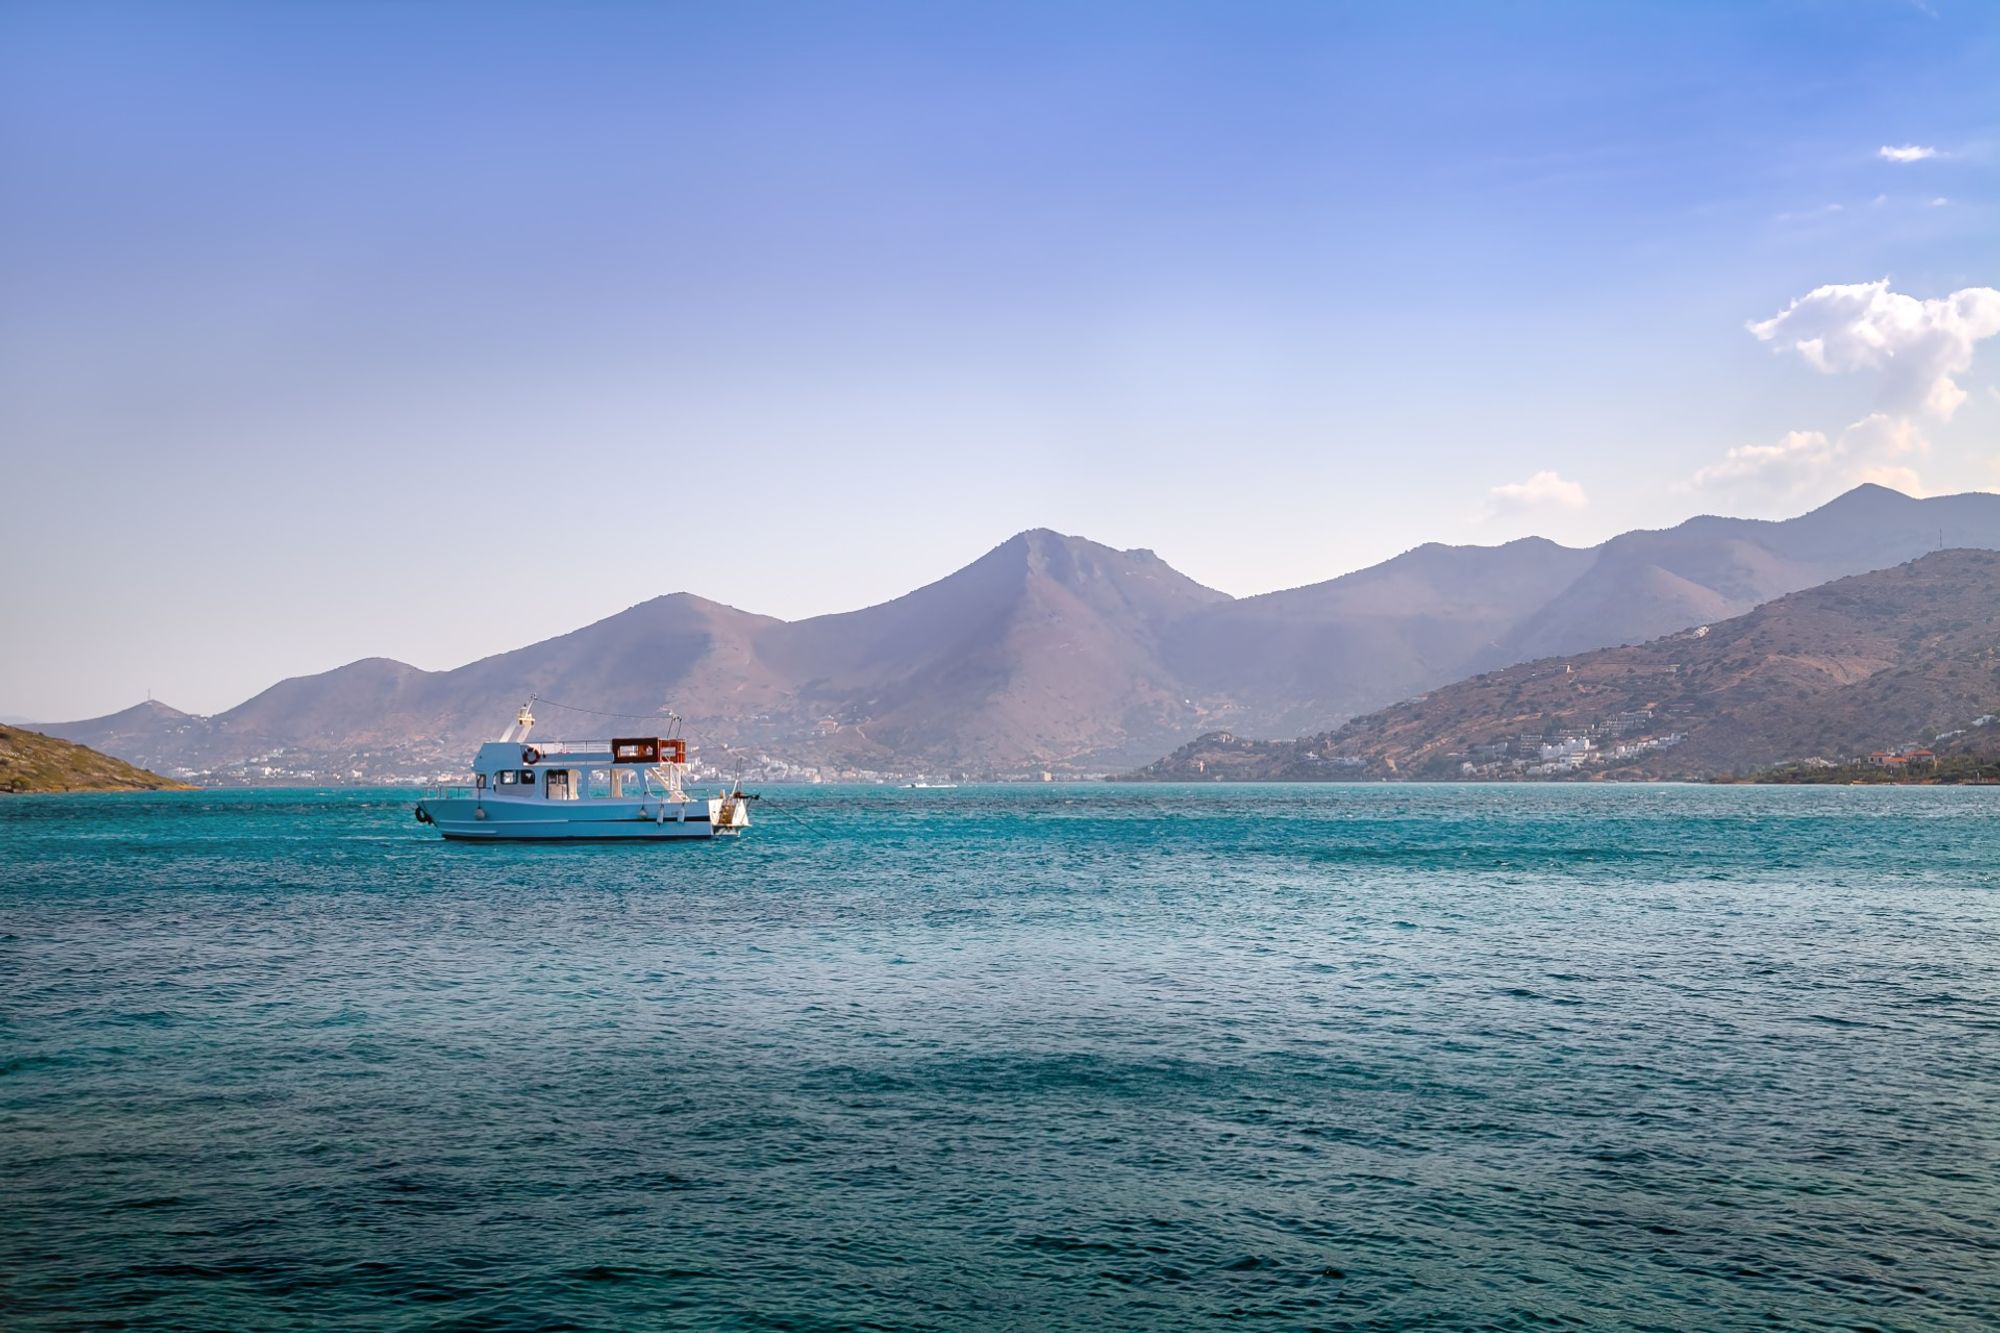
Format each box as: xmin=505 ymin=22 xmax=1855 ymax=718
xmin=414 ymin=702 xmax=749 ymax=842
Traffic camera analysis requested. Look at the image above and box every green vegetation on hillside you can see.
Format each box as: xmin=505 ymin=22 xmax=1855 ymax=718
xmin=0 ymin=724 xmax=192 ymax=793
xmin=1735 ymin=754 xmax=2000 ymax=785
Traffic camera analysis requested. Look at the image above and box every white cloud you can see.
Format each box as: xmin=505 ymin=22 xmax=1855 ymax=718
xmin=1488 ymin=470 xmax=1587 ymax=512
xmin=1692 ymin=415 xmax=1927 ymax=505
xmin=1841 ymin=412 xmax=1929 ymax=495
xmin=1879 ymin=144 xmax=1938 ymax=163
xmin=1930 ymin=196 xmax=1950 ymax=207
xmin=1694 ymin=278 xmax=2000 ymax=507
xmin=1692 ymin=430 xmax=1833 ymax=498
xmin=1747 ymin=279 xmax=2000 ymax=420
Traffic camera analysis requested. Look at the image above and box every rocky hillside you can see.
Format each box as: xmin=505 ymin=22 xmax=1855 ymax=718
xmin=1155 ymin=482 xmax=2000 ymax=735
xmin=0 ymin=725 xmax=192 ymax=793
xmin=1135 ymin=550 xmax=2000 ymax=781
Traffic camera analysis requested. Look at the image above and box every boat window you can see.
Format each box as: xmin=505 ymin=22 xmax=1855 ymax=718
xmin=544 ymin=768 xmax=575 ymax=800
xmin=587 ymin=769 xmax=611 ymax=798
xmin=496 ymin=770 xmax=518 ymax=786
xmin=519 ymin=769 xmax=536 ymax=784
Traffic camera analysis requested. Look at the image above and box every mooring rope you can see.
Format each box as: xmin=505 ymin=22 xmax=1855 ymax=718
xmin=532 ymin=696 xmax=681 ymax=723
xmin=758 ymin=800 xmax=834 ymax=841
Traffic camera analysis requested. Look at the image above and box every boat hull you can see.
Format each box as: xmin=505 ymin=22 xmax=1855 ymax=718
xmin=416 ymin=796 xmax=745 ymax=842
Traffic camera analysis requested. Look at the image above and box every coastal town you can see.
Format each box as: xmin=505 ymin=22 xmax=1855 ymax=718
xmin=1446 ymin=708 xmax=1687 ymax=778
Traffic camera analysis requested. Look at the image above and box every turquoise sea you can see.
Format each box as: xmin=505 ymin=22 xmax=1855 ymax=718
xmin=3 ymin=784 xmax=1998 ymax=1331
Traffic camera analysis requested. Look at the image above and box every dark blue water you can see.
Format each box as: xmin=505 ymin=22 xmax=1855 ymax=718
xmin=3 ymin=784 xmax=1998 ymax=1331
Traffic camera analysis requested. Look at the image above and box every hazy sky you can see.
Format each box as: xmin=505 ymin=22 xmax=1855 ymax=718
xmin=4 ymin=0 xmax=1997 ymax=720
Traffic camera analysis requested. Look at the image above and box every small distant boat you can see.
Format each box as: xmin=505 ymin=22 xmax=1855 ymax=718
xmin=414 ymin=702 xmax=749 ymax=842
xmin=903 ymin=781 xmax=959 ymax=789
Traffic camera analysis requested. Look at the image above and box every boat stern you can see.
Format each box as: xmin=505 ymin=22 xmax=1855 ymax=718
xmin=710 ymin=790 xmax=751 ymax=831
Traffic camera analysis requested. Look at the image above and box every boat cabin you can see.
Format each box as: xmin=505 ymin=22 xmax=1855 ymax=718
xmin=470 ymin=735 xmax=689 ymax=802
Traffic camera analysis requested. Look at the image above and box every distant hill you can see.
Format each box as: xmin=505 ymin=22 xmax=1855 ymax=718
xmin=1154 ymin=483 xmax=2000 ymax=735
xmin=40 ymin=531 xmax=1230 ymax=781
xmin=0 ymin=724 xmax=192 ymax=793
xmin=1158 ymin=535 xmax=1599 ymax=736
xmin=36 ymin=485 xmax=2000 ymax=782
xmin=1134 ymin=550 xmax=2000 ymax=781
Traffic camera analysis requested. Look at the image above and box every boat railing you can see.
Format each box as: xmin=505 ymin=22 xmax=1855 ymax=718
xmin=526 ymin=740 xmax=682 ymax=758
xmin=423 ymin=775 xmax=711 ymax=802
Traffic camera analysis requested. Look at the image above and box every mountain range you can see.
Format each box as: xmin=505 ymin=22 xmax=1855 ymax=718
xmin=1135 ymin=549 xmax=2000 ymax=781
xmin=36 ymin=484 xmax=2000 ymax=782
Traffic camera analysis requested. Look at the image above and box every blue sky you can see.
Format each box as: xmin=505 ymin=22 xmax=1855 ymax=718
xmin=3 ymin=0 xmax=1996 ymax=719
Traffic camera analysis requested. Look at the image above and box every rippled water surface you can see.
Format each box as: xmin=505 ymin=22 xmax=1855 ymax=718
xmin=4 ymin=784 xmax=1999 ymax=1331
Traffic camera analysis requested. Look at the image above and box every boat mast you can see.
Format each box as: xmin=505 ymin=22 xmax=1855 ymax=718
xmin=501 ymin=698 xmax=536 ymax=743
